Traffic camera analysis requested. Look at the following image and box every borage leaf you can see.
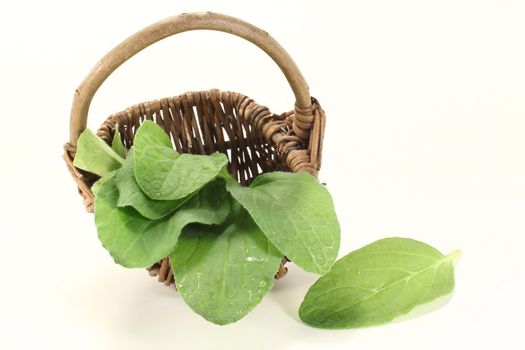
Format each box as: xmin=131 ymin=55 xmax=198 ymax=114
xmin=133 ymin=121 xmax=228 ymax=200
xmin=226 ymin=171 xmax=340 ymax=274
xmin=73 ymin=129 xmax=124 ymax=176
xmin=299 ymin=237 xmax=460 ymax=329
xmin=94 ymin=174 xmax=230 ymax=268
xmin=170 ymin=206 xmax=282 ymax=325
xmin=116 ymin=150 xmax=190 ymax=220
xmin=111 ymin=126 xmax=128 ymax=158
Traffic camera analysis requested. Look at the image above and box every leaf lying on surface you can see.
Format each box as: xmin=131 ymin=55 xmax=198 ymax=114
xmin=111 ymin=126 xmax=128 ymax=158
xmin=299 ymin=237 xmax=460 ymax=329
xmin=116 ymin=150 xmax=190 ymax=220
xmin=94 ymin=174 xmax=231 ymax=268
xmin=170 ymin=205 xmax=282 ymax=325
xmin=73 ymin=129 xmax=124 ymax=176
xmin=226 ymin=171 xmax=340 ymax=275
xmin=133 ymin=121 xmax=228 ymax=200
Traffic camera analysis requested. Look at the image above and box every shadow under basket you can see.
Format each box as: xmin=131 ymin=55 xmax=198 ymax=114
xmin=63 ymin=12 xmax=326 ymax=287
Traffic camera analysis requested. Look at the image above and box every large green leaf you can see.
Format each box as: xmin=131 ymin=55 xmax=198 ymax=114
xmin=133 ymin=121 xmax=228 ymax=200
xmin=299 ymin=237 xmax=460 ymax=329
xmin=73 ymin=129 xmax=124 ymax=176
xmin=116 ymin=150 xmax=190 ymax=220
xmin=170 ymin=206 xmax=282 ymax=325
xmin=94 ymin=174 xmax=231 ymax=268
xmin=111 ymin=126 xmax=128 ymax=158
xmin=226 ymin=171 xmax=340 ymax=274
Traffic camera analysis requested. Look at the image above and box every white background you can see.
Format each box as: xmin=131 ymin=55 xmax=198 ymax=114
xmin=1 ymin=0 xmax=524 ymax=349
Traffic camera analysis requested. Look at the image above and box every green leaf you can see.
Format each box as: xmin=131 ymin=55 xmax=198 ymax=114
xmin=226 ymin=171 xmax=340 ymax=274
xmin=94 ymin=174 xmax=231 ymax=268
xmin=134 ymin=121 xmax=228 ymax=200
xmin=111 ymin=126 xmax=128 ymax=158
xmin=116 ymin=150 xmax=190 ymax=220
xmin=170 ymin=207 xmax=282 ymax=325
xmin=298 ymin=237 xmax=460 ymax=329
xmin=73 ymin=129 xmax=124 ymax=176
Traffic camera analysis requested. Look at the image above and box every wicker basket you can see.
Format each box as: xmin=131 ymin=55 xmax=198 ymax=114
xmin=64 ymin=12 xmax=326 ymax=286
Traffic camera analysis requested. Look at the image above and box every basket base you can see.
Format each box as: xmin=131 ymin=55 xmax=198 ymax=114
xmin=147 ymin=257 xmax=289 ymax=288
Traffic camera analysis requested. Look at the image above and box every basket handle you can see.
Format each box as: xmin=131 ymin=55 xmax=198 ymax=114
xmin=69 ymin=11 xmax=316 ymax=145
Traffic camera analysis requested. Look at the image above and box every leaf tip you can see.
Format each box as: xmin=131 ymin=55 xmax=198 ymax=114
xmin=446 ymin=249 xmax=462 ymax=266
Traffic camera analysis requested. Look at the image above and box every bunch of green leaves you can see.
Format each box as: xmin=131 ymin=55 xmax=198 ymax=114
xmin=73 ymin=122 xmax=459 ymax=329
xmin=73 ymin=121 xmax=340 ymax=325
